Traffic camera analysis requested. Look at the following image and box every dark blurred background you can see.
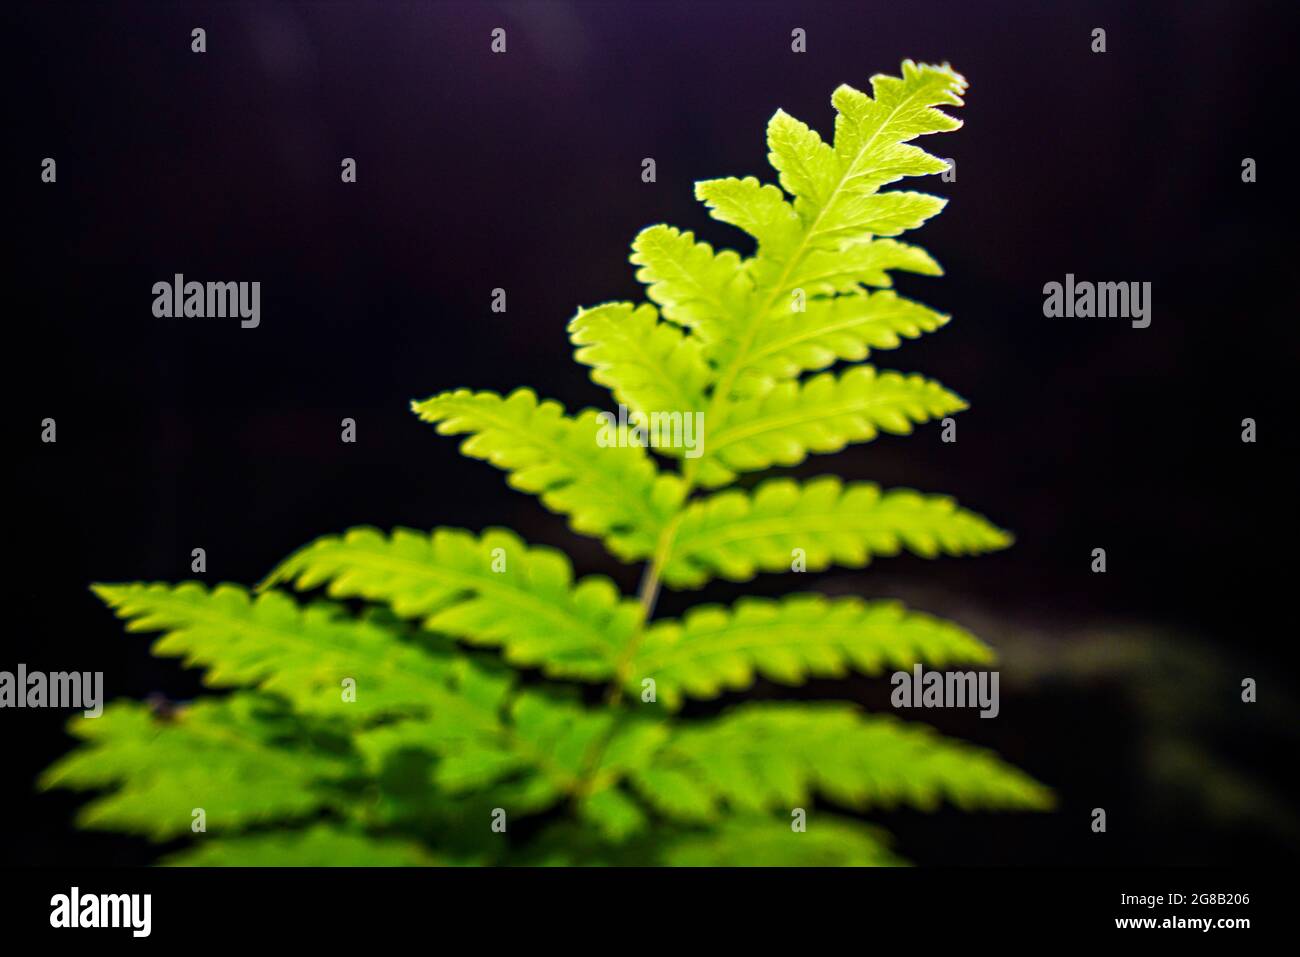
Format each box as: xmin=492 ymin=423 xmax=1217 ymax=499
xmin=6 ymin=0 xmax=1297 ymax=866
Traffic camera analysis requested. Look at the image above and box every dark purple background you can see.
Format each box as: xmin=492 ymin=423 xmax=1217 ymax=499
xmin=7 ymin=0 xmax=1297 ymax=866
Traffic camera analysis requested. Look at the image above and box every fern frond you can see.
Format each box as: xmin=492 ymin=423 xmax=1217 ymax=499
xmin=766 ymin=108 xmax=841 ymax=219
xmin=767 ymin=92 xmax=955 ymax=240
xmin=735 ymin=291 xmax=949 ymax=395
xmin=578 ymin=786 xmax=650 ymax=843
xmin=631 ymin=703 xmax=1052 ymax=821
xmin=567 ymin=301 xmax=709 ymax=423
xmin=356 ymin=716 xmax=540 ymax=798
xmin=356 ymin=692 xmax=667 ymax=816
xmin=42 ymin=62 xmax=1055 ymax=868
xmin=628 ymin=225 xmax=752 ymax=344
xmin=820 ymin=61 xmax=965 ymax=231
xmin=628 ymin=594 xmax=993 ymax=709
xmin=817 ymin=189 xmax=948 ymax=243
xmin=693 ymin=177 xmax=802 ymax=258
xmin=663 ymin=814 xmax=903 ymax=866
xmin=697 ymin=366 xmax=965 ymax=487
xmin=412 ymin=388 xmax=682 ymax=560
xmin=266 ymin=525 xmax=640 ymax=680
xmin=163 ymin=825 xmax=447 ymax=866
xmin=662 ymin=477 xmax=1012 ymax=587
xmin=39 ymin=695 xmax=353 ymax=840
xmin=493 ymin=692 xmax=614 ymax=794
xmin=784 ymin=238 xmax=942 ymax=297
xmin=91 ymin=582 xmax=482 ymax=718
xmin=695 ymin=61 xmax=965 ymax=400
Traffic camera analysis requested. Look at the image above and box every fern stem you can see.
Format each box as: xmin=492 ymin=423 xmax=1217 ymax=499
xmin=573 ymin=514 xmax=683 ymax=795
xmin=604 ymin=512 xmax=683 ymax=709
xmin=583 ymin=182 xmax=866 ymax=765
xmin=635 ymin=535 xmax=668 ymax=619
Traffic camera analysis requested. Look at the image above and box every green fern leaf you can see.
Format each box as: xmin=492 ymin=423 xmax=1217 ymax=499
xmin=663 ymin=814 xmax=902 ymax=866
xmin=567 ymin=301 xmax=709 ymax=420
xmin=91 ymin=582 xmax=478 ymax=718
xmin=504 ymin=692 xmax=616 ymax=793
xmin=698 ymin=366 xmax=966 ymax=486
xmin=578 ymin=786 xmax=649 ymax=843
xmin=818 ymin=189 xmax=948 ymax=242
xmin=570 ymin=718 xmax=671 ymax=842
xmin=662 ymin=477 xmax=1012 ymax=587
xmin=163 ymin=824 xmax=448 ymax=867
xmin=41 ymin=62 xmax=1054 ymax=868
xmin=736 ymin=290 xmax=950 ymax=394
xmin=828 ymin=63 xmax=963 ymax=191
xmin=356 ymin=717 xmax=535 ymax=797
xmin=691 ymin=62 xmax=965 ymax=403
xmin=40 ymin=695 xmax=353 ymax=840
xmin=693 ymin=176 xmax=802 ymax=258
xmin=632 ymin=703 xmax=1052 ymax=821
xmin=784 ymin=238 xmax=942 ymax=297
xmin=767 ymin=91 xmax=952 ymax=240
xmin=356 ymin=692 xmax=667 ymax=823
xmin=627 ymin=594 xmax=993 ymax=709
xmin=266 ymin=525 xmax=640 ymax=680
xmin=412 ymin=388 xmax=683 ymax=560
xmin=766 ymin=109 xmax=841 ymax=218
xmin=628 ymin=225 xmax=752 ymax=344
